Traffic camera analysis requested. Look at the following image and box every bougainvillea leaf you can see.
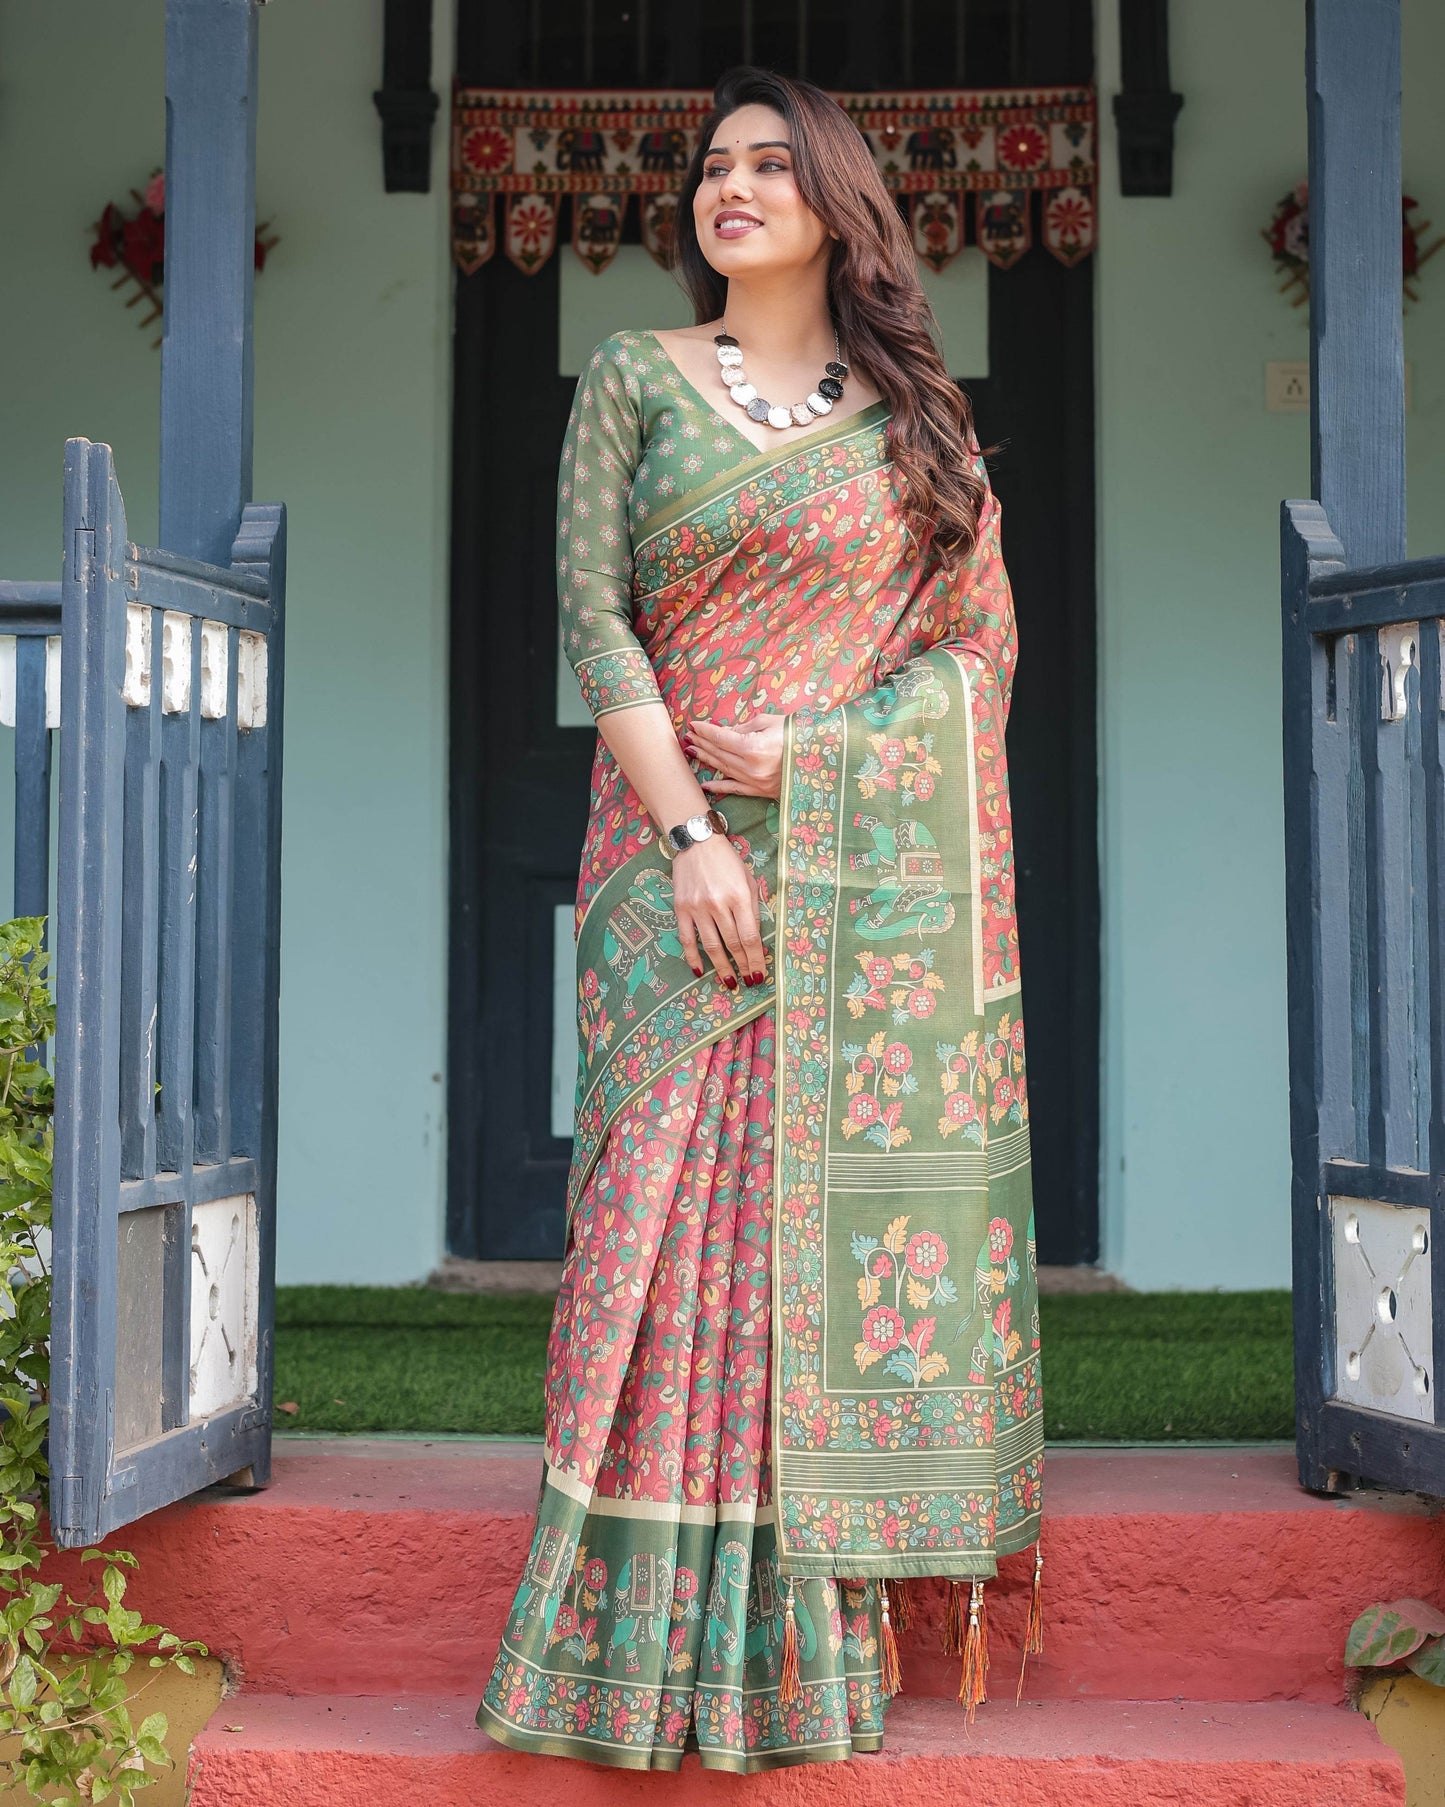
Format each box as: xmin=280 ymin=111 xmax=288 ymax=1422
xmin=1346 ymin=1599 xmax=1445 ymax=1668
xmin=1407 ymin=1638 xmax=1445 ymax=1687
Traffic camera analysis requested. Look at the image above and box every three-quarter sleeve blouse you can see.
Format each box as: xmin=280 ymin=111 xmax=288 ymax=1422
xmin=556 ymin=337 xmax=664 ymax=721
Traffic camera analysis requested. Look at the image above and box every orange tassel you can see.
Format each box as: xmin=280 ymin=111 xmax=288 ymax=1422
xmin=1015 ymin=1541 xmax=1044 ymax=1703
xmin=889 ymin=1576 xmax=917 ymax=1634
xmin=878 ymin=1581 xmax=903 ymax=1697
xmin=779 ymin=1577 xmax=802 ymax=1705
xmin=943 ymin=1578 xmax=967 ymax=1655
xmin=957 ymin=1579 xmax=989 ymax=1721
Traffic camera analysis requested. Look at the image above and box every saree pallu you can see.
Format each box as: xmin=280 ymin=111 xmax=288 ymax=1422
xmin=479 ymin=374 xmax=1042 ymax=1771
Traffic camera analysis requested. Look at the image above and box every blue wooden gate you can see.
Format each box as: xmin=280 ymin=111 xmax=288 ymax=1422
xmin=1282 ymin=0 xmax=1445 ymax=1494
xmin=44 ymin=440 xmax=285 ymax=1547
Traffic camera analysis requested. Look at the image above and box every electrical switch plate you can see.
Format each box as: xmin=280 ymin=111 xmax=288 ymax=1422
xmin=1266 ymin=359 xmax=1412 ymax=413
xmin=1265 ymin=360 xmax=1309 ymax=412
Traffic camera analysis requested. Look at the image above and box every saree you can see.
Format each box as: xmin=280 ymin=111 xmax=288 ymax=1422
xmin=477 ymin=331 xmax=1042 ymax=1771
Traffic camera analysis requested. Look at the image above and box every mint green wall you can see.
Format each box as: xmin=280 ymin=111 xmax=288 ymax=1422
xmin=1095 ymin=0 xmax=1445 ymax=1290
xmin=0 ymin=0 xmax=456 ymax=1284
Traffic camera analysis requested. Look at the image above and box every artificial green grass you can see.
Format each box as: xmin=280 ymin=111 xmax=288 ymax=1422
xmin=274 ymin=1285 xmax=1295 ymax=1443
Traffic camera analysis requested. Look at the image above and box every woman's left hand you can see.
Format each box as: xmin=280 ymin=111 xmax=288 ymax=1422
xmin=684 ymin=713 xmax=786 ymax=800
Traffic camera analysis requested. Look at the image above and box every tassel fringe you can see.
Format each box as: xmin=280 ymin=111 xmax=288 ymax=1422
xmin=1015 ymin=1540 xmax=1045 ymax=1703
xmin=958 ymin=1578 xmax=989 ymax=1720
xmin=878 ymin=1581 xmax=903 ymax=1696
xmin=943 ymin=1578 xmax=967 ymax=1655
xmin=889 ymin=1575 xmax=917 ymax=1634
xmin=779 ymin=1577 xmax=802 ymax=1705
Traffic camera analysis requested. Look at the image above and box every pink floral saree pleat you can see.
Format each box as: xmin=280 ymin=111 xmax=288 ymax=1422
xmin=480 ymin=1017 xmax=892 ymax=1769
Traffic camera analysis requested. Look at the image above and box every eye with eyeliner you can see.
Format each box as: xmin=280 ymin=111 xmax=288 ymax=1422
xmin=704 ymin=157 xmax=789 ymax=179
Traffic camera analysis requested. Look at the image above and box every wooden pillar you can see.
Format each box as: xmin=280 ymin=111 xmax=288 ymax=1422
xmin=1307 ymin=0 xmax=1406 ymax=567
xmin=374 ymin=0 xmax=439 ymax=193
xmin=160 ymin=0 xmax=259 ymax=569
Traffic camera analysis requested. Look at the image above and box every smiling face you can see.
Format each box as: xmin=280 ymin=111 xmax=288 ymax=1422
xmin=691 ymin=103 xmax=833 ymax=283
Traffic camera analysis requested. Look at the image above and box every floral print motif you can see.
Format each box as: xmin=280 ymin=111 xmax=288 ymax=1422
xmin=852 ymin=1213 xmax=959 ymax=1383
xmin=844 ymin=947 xmax=945 ymax=1023
xmin=936 ymin=1010 xmax=1029 ymax=1143
xmin=840 ymin=1030 xmax=916 ymax=1149
xmin=854 ymin=729 xmax=944 ymax=807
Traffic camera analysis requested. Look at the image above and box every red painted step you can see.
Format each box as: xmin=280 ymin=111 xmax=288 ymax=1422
xmin=44 ymin=1442 xmax=1443 ymax=1704
xmin=184 ymin=1693 xmax=1405 ymax=1806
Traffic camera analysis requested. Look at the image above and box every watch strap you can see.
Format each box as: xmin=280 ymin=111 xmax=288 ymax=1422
xmin=662 ymin=806 xmax=728 ymax=856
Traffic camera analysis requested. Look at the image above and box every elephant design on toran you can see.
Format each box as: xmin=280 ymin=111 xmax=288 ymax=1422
xmin=906 ymin=125 xmax=957 ymax=170
xmin=554 ymin=127 xmax=607 ymax=171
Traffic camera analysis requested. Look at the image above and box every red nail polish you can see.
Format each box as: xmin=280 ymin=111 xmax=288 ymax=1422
xmin=751 ymin=971 xmax=765 ymax=985
xmin=723 ymin=975 xmax=737 ymax=990
xmin=691 ymin=965 xmax=704 ymax=978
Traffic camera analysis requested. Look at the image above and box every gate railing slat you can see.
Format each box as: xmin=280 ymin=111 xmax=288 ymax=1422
xmin=13 ymin=634 xmax=53 ymax=924
xmin=154 ymin=616 xmax=202 ymax=1178
xmin=51 ymin=440 xmax=131 ymax=1545
xmin=120 ymin=616 xmax=163 ymax=1182
xmin=193 ymin=624 xmax=239 ymax=1166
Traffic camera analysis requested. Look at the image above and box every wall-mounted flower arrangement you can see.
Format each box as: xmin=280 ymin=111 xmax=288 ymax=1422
xmin=1264 ymin=179 xmax=1442 ymax=308
xmin=89 ymin=171 xmax=279 ymax=349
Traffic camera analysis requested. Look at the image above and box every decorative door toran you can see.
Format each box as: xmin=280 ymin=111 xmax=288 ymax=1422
xmin=450 ymin=87 xmax=1097 ymax=276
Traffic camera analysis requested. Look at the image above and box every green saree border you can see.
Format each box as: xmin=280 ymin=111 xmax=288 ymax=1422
xmin=770 ymin=648 xmax=1042 ymax=1582
xmin=633 ymin=403 xmax=892 ymax=601
xmin=567 ymin=796 xmax=779 ymax=1224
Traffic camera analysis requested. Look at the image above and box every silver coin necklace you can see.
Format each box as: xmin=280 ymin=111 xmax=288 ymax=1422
xmin=714 ymin=326 xmax=849 ymax=431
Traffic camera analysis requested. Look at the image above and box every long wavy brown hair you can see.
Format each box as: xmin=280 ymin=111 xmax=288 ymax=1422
xmin=673 ymin=66 xmax=987 ymax=563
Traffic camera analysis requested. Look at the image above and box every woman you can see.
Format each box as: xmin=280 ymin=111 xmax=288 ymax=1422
xmin=477 ymin=66 xmax=1042 ymax=1772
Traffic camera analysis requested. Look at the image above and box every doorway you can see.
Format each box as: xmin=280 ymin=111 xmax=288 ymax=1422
xmin=447 ymin=0 xmax=1099 ymax=1265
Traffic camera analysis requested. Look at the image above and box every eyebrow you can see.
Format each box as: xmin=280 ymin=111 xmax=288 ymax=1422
xmin=704 ymin=140 xmax=792 ymax=156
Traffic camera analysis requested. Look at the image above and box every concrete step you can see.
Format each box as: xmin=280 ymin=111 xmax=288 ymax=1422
xmin=46 ymin=1442 xmax=1443 ymax=1704
xmin=183 ymin=1693 xmax=1405 ymax=1805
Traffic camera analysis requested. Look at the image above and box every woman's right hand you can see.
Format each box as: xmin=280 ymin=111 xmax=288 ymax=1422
xmin=671 ymin=833 xmax=766 ymax=990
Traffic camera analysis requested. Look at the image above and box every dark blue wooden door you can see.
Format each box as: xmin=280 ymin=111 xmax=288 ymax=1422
xmin=47 ymin=439 xmax=286 ymax=1547
xmin=1282 ymin=0 xmax=1445 ymax=1495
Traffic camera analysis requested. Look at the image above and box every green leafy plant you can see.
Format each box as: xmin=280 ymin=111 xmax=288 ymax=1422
xmin=0 ymin=918 xmax=205 ymax=1803
xmin=1345 ymin=1597 xmax=1445 ymax=1691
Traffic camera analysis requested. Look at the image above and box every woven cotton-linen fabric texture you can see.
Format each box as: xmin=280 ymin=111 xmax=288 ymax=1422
xmin=477 ymin=331 xmax=1042 ymax=1770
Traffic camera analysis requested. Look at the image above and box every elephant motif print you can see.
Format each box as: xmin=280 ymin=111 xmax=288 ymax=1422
xmin=858 ymin=662 xmax=951 ymax=728
xmin=507 ymin=1523 xmax=577 ymax=1644
xmin=849 ymin=816 xmax=956 ymax=940
xmin=606 ymin=1551 xmax=674 ymax=1674
xmin=704 ymin=1540 xmax=751 ymax=1670
xmin=743 ymin=1559 xmax=818 ymax=1675
xmin=601 ymin=868 xmax=685 ymax=1016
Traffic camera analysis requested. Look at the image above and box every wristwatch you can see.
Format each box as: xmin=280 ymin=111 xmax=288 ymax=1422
xmin=662 ymin=806 xmax=728 ymax=857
